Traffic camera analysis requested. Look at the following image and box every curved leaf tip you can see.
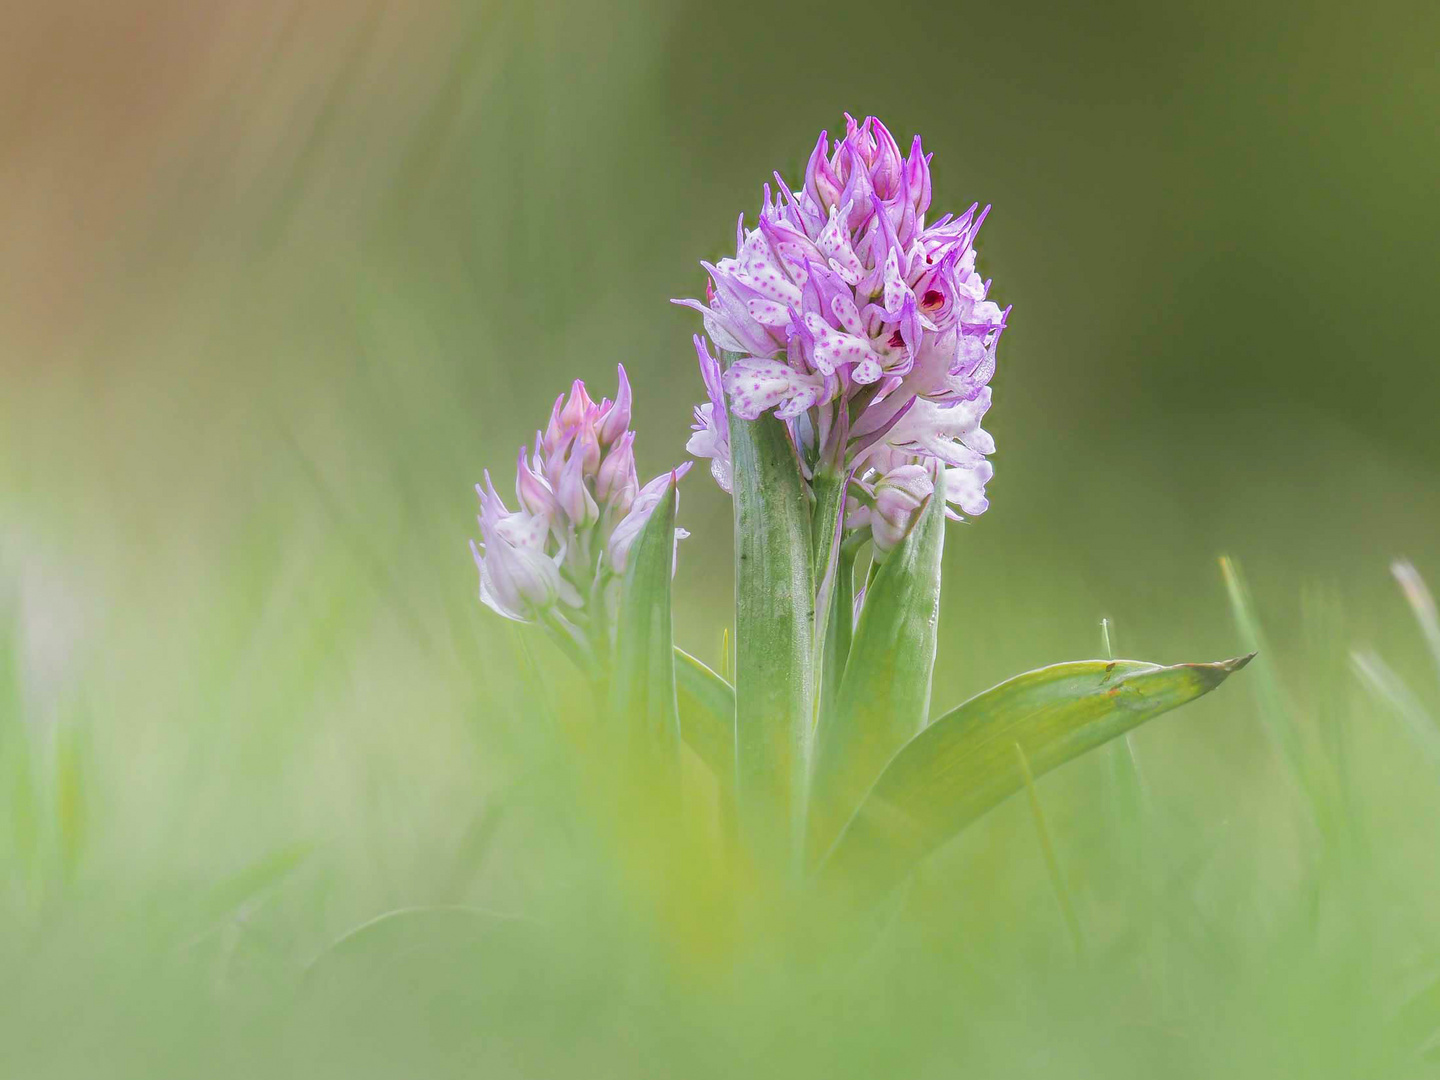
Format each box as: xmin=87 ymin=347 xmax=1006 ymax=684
xmin=819 ymin=652 xmax=1252 ymax=902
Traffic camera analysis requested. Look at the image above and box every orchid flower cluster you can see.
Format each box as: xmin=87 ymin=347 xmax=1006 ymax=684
xmin=680 ymin=114 xmax=1007 ymax=556
xmin=469 ymin=115 xmax=1246 ymax=893
xmin=471 ymin=366 xmax=689 ymax=671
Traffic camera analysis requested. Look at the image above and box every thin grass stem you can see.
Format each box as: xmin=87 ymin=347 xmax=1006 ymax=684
xmin=1013 ymin=742 xmax=1084 ymax=959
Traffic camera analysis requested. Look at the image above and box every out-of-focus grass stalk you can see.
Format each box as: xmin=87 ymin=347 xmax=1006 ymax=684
xmin=1392 ymin=559 xmax=1440 ymax=690
xmin=1220 ymin=555 xmax=1319 ymax=822
xmin=1014 ymin=741 xmax=1084 ymax=959
xmin=1101 ymin=617 xmax=1147 ymax=829
xmin=1351 ymin=561 xmax=1440 ymax=769
xmin=1352 ymin=651 xmax=1440 ymax=764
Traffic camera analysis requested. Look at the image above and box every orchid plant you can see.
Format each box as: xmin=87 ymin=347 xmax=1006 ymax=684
xmin=472 ymin=115 xmax=1249 ymax=896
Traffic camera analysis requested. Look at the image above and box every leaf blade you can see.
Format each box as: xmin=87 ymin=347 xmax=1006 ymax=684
xmin=808 ymin=470 xmax=946 ymax=862
xmin=607 ymin=474 xmax=681 ymax=770
xmin=675 ymin=646 xmax=735 ymax=782
xmin=821 ymin=655 xmax=1252 ymax=899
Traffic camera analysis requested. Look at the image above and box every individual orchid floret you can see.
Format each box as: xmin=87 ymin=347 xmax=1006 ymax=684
xmin=685 ymin=336 xmax=732 ymax=493
xmin=470 ymin=366 xmax=688 ymax=665
xmin=874 ymin=387 xmax=994 ymax=515
xmin=846 ymin=446 xmax=993 ymax=560
xmin=676 ymin=113 xmax=1006 ymax=496
xmin=608 ymin=468 xmax=692 ymax=575
xmin=864 ymin=463 xmax=934 ymax=557
xmin=471 ymin=477 xmax=573 ymax=620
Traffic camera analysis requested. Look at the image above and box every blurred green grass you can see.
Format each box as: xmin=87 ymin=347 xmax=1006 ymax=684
xmin=2 ymin=0 xmax=1439 ymax=1076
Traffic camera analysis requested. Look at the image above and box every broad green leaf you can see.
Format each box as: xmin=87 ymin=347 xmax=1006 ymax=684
xmin=675 ymin=646 xmax=735 ymax=783
xmin=820 ymin=655 xmax=1252 ymax=900
xmin=808 ymin=471 xmax=946 ymax=863
xmin=676 ymin=646 xmax=737 ymax=835
xmin=726 ymin=351 xmax=815 ymax=863
xmin=608 ymin=475 xmax=681 ymax=770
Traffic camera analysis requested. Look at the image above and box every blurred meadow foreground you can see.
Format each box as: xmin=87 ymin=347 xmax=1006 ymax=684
xmin=3 ymin=1 xmax=1440 ymax=1077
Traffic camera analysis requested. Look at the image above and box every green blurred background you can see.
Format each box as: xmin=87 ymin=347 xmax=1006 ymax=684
xmin=2 ymin=0 xmax=1439 ymax=1076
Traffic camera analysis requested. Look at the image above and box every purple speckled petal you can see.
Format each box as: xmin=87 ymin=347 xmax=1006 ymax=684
xmin=674 ymin=113 xmax=1007 ymax=516
xmin=722 ymin=356 xmax=827 ymax=420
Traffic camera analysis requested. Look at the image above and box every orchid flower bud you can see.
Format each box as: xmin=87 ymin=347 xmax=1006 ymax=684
xmin=596 ymin=364 xmax=632 ymax=446
xmin=554 ymin=434 xmax=600 ymax=528
xmin=515 ymin=448 xmax=558 ymax=520
xmin=870 ymin=463 xmax=934 ymax=558
xmin=596 ymin=430 xmax=638 ymax=509
xmin=471 ymin=369 xmax=689 ymax=656
xmin=558 ymin=379 xmax=595 ymax=432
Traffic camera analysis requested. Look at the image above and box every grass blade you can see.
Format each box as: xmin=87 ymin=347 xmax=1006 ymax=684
xmin=1393 ymin=559 xmax=1440 ymax=692
xmin=1220 ymin=555 xmax=1316 ymax=813
xmin=1014 ymin=741 xmax=1085 ymax=958
xmin=1352 ymin=649 xmax=1440 ymax=766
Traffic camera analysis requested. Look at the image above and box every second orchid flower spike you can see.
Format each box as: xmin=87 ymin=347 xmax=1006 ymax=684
xmin=470 ymin=366 xmax=690 ymax=674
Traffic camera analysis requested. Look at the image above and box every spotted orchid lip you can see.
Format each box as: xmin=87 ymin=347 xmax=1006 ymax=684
xmin=675 ymin=115 xmax=1004 ymax=520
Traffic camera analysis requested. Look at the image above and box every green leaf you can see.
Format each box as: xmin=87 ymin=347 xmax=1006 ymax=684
xmin=608 ymin=474 xmax=681 ymax=772
xmin=807 ymin=470 xmax=946 ymax=863
xmin=675 ymin=646 xmax=735 ymax=783
xmin=820 ymin=655 xmax=1253 ymax=900
xmin=676 ymin=646 xmax=737 ymax=836
xmin=726 ymin=352 xmax=815 ymax=865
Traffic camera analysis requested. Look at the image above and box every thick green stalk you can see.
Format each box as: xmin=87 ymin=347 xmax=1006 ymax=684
xmin=724 ymin=352 xmax=815 ymax=868
xmin=819 ymin=544 xmax=857 ymax=740
xmin=801 ymin=468 xmax=849 ymax=858
xmin=809 ymin=468 xmax=849 ymax=692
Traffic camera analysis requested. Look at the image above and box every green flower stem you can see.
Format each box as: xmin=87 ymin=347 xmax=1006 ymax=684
xmin=819 ymin=543 xmax=857 ymax=743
